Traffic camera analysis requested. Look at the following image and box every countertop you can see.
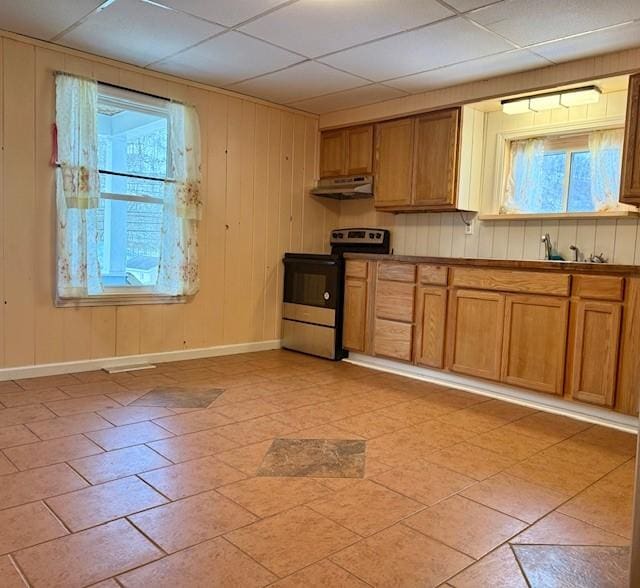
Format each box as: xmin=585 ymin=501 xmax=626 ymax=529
xmin=343 ymin=252 xmax=640 ymax=276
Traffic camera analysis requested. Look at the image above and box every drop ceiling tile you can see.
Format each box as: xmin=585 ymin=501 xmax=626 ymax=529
xmin=447 ymin=0 xmax=506 ymax=11
xmin=470 ymin=0 xmax=640 ymax=47
xmin=530 ymin=21 xmax=640 ymax=63
xmin=58 ymin=0 xmax=223 ymax=67
xmin=0 ymin=0 xmax=105 ymax=40
xmin=239 ymin=0 xmax=453 ymax=58
xmin=319 ymin=17 xmax=513 ymax=82
xmin=229 ymin=61 xmax=367 ymax=105
xmin=155 ymin=32 xmax=303 ymax=87
xmin=289 ymin=84 xmax=407 ymax=114
xmin=386 ymin=50 xmax=550 ymax=94
xmin=158 ymin=0 xmax=291 ymax=27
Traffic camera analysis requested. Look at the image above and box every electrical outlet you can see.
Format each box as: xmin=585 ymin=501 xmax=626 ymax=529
xmin=464 ymin=219 xmax=474 ymax=235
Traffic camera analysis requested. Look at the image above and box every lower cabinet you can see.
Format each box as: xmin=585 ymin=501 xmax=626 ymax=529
xmin=501 ymin=294 xmax=569 ymax=395
xmin=414 ymin=285 xmax=447 ymax=368
xmin=447 ymin=289 xmax=505 ymax=381
xmin=374 ymin=318 xmax=413 ymax=361
xmin=343 ymin=277 xmax=368 ymax=352
xmin=568 ymin=300 xmax=622 ymax=407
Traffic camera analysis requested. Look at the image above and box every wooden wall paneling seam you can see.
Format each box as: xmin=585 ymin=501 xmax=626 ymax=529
xmin=290 ymin=115 xmax=306 ymax=253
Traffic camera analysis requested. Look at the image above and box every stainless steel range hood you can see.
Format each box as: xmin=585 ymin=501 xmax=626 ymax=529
xmin=311 ymin=175 xmax=373 ymax=200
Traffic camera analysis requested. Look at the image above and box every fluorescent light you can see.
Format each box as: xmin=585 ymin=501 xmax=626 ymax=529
xmin=529 ymin=93 xmax=563 ymax=111
xmin=501 ymin=98 xmax=530 ymax=115
xmin=560 ymin=86 xmax=601 ymax=107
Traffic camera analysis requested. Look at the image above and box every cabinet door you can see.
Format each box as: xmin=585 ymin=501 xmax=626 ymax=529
xmin=412 ymin=108 xmax=460 ymax=208
xmin=621 ymin=73 xmax=640 ymax=204
xmin=414 ymin=286 xmax=447 ymax=368
xmin=569 ymin=300 xmax=622 ymax=407
xmin=319 ymin=130 xmax=346 ymax=177
xmin=374 ymin=118 xmax=414 ymax=208
xmin=346 ymin=125 xmax=373 ymax=175
xmin=501 ymin=295 xmax=569 ymax=395
xmin=448 ymin=289 xmax=505 ymax=381
xmin=343 ymin=278 xmax=368 ymax=352
xmin=374 ymin=319 xmax=413 ymax=361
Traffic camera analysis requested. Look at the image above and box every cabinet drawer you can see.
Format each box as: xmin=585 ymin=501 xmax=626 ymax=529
xmin=418 ymin=264 xmax=448 ymax=286
xmin=375 ymin=280 xmax=415 ymax=322
xmin=572 ymin=275 xmax=624 ymax=301
xmin=345 ymin=260 xmax=368 ymax=279
xmin=374 ymin=319 xmax=413 ymax=361
xmin=451 ymin=267 xmax=570 ymax=296
xmin=377 ymin=262 xmax=416 ymax=282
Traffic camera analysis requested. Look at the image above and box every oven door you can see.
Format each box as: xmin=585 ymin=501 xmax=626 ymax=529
xmin=283 ymin=255 xmax=340 ymax=310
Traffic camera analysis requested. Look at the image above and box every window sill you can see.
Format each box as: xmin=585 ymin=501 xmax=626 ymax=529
xmin=55 ymin=293 xmax=187 ymax=308
xmin=478 ymin=210 xmax=640 ymax=221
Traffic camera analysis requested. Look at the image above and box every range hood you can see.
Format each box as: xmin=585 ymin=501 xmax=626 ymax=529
xmin=311 ymin=175 xmax=373 ymax=200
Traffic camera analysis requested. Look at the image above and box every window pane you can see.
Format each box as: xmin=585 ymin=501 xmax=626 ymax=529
xmin=537 ymin=153 xmax=566 ymax=213
xmin=567 ymin=151 xmax=594 ymax=212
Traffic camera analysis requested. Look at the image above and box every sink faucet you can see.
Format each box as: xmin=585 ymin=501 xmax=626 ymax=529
xmin=569 ymin=244 xmax=579 ymax=262
xmin=541 ymin=234 xmax=552 ymax=260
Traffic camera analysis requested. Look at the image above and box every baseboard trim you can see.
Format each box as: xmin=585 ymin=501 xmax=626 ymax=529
xmin=0 ymin=340 xmax=282 ymax=382
xmin=346 ymin=353 xmax=638 ymax=434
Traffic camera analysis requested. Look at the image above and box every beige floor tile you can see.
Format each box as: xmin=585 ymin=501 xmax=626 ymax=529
xmin=283 ymin=423 xmax=365 ymax=440
xmin=129 ymin=490 xmax=256 ymax=553
xmin=88 ymin=580 xmax=119 ymax=588
xmin=537 ymin=438 xmax=630 ymax=477
xmin=405 ymin=495 xmax=527 ymax=559
xmin=466 ymin=426 xmax=553 ymax=461
xmin=572 ymin=426 xmax=637 ymax=457
xmin=0 ymin=555 xmax=28 ymax=587
xmin=425 ymin=443 xmax=516 ymax=480
xmin=16 ymin=374 xmax=79 ymax=391
xmin=45 ymin=395 xmax=121 ymax=417
xmin=214 ymin=399 xmax=281 ymax=422
xmin=438 ymin=408 xmax=509 ymax=433
xmin=69 ymin=445 xmax=171 ymax=485
xmin=372 ymin=461 xmax=475 ymax=506
xmin=0 ymin=501 xmax=68 ymax=555
xmin=332 ymin=412 xmax=407 ymax=439
xmin=14 ymin=519 xmax=161 ymax=588
xmin=218 ymin=476 xmax=331 ymax=517
xmin=502 ymin=412 xmax=590 ymax=443
xmin=374 ymin=398 xmax=449 ymax=424
xmin=139 ymin=455 xmax=246 ymax=500
xmin=0 ymin=424 xmax=39 ymax=449
xmin=69 ymin=370 xmax=113 ymax=384
xmin=309 ymin=479 xmax=423 ymax=536
xmin=0 ymin=453 xmax=18 ymax=475
xmin=26 ymin=413 xmax=113 ymax=440
xmin=86 ymin=421 xmax=173 ymax=451
xmin=118 ymin=537 xmax=276 ymax=587
xmin=46 ymin=476 xmax=167 ymax=531
xmin=461 ymin=472 xmax=568 ymax=523
xmin=511 ymin=512 xmax=630 ymax=546
xmin=151 ymin=409 xmax=231 ymax=435
xmin=331 ymin=523 xmax=472 ymax=587
xmin=4 ymin=435 xmax=103 ymax=470
xmin=448 ymin=545 xmax=528 ymax=588
xmin=226 ymin=506 xmax=358 ymax=578
xmin=268 ymin=404 xmax=338 ymax=430
xmin=271 ymin=559 xmax=369 ymax=587
xmin=0 ymin=381 xmax=21 ymax=393
xmin=97 ymin=406 xmax=174 ymax=426
xmin=0 ymin=463 xmax=88 ymax=509
xmin=0 ymin=388 xmax=69 ymax=407
xmin=215 ymin=416 xmax=296 ymax=445
xmin=60 ymin=381 xmax=129 ymax=398
xmin=215 ymin=440 xmax=273 ymax=475
xmin=0 ymin=405 xmax=56 ymax=428
xmin=148 ymin=428 xmax=237 ymax=463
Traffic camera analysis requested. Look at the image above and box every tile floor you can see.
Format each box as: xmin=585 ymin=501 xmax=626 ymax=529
xmin=0 ymin=349 xmax=635 ymax=587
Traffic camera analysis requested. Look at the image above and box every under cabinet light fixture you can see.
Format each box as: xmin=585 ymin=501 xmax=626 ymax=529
xmin=502 ymin=85 xmax=601 ymax=115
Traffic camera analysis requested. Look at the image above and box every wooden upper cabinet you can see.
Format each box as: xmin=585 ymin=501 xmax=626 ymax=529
xmin=374 ymin=118 xmax=414 ymax=208
xmin=319 ymin=125 xmax=373 ymax=178
xmin=569 ymin=300 xmax=622 ymax=407
xmin=447 ymin=289 xmax=505 ymax=381
xmin=621 ymin=73 xmax=640 ymax=204
xmin=501 ymin=295 xmax=569 ymax=395
xmin=412 ymin=108 xmax=460 ymax=208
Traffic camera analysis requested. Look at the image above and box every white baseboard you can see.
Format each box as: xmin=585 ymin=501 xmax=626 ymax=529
xmin=346 ymin=353 xmax=638 ymax=434
xmin=0 ymin=339 xmax=282 ymax=382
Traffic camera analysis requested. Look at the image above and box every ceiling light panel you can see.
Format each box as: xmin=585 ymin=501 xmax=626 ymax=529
xmin=470 ymin=0 xmax=640 ymax=47
xmin=501 ymin=98 xmax=531 ymax=114
xmin=155 ymin=32 xmax=303 ymax=87
xmin=239 ymin=0 xmax=453 ymax=59
xmin=58 ymin=0 xmax=223 ymax=66
xmin=559 ymin=86 xmax=601 ymax=106
xmin=319 ymin=17 xmax=513 ymax=82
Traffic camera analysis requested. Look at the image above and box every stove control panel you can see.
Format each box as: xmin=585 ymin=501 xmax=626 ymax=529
xmin=330 ymin=228 xmax=387 ymax=245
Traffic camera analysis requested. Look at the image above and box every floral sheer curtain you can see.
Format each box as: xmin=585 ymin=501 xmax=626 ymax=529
xmin=55 ymin=73 xmax=103 ymax=299
xmin=157 ymin=102 xmax=202 ymax=296
xmin=589 ymin=128 xmax=627 ymax=211
xmin=501 ymin=138 xmax=545 ymax=214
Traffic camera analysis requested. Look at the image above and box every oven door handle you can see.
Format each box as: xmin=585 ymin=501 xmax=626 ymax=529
xmin=283 ymin=258 xmax=339 ymax=267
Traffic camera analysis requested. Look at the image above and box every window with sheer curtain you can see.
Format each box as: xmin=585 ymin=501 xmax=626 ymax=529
xmin=500 ymin=128 xmax=626 ymax=214
xmin=54 ymin=73 xmax=202 ymax=304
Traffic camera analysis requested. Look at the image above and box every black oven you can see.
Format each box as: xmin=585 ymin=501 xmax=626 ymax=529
xmin=283 ymin=254 xmax=342 ymax=309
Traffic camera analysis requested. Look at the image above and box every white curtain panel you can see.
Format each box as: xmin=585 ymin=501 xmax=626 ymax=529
xmin=588 ymin=128 xmax=629 ymax=211
xmin=501 ymin=138 xmax=545 ymax=214
xmin=55 ymin=73 xmax=103 ymax=298
xmin=157 ymin=102 xmax=202 ymax=296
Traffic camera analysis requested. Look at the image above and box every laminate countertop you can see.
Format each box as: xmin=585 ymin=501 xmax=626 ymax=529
xmin=343 ymin=253 xmax=640 ymax=276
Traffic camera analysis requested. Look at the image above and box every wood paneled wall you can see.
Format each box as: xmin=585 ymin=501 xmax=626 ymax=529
xmin=0 ymin=34 xmax=339 ymax=369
